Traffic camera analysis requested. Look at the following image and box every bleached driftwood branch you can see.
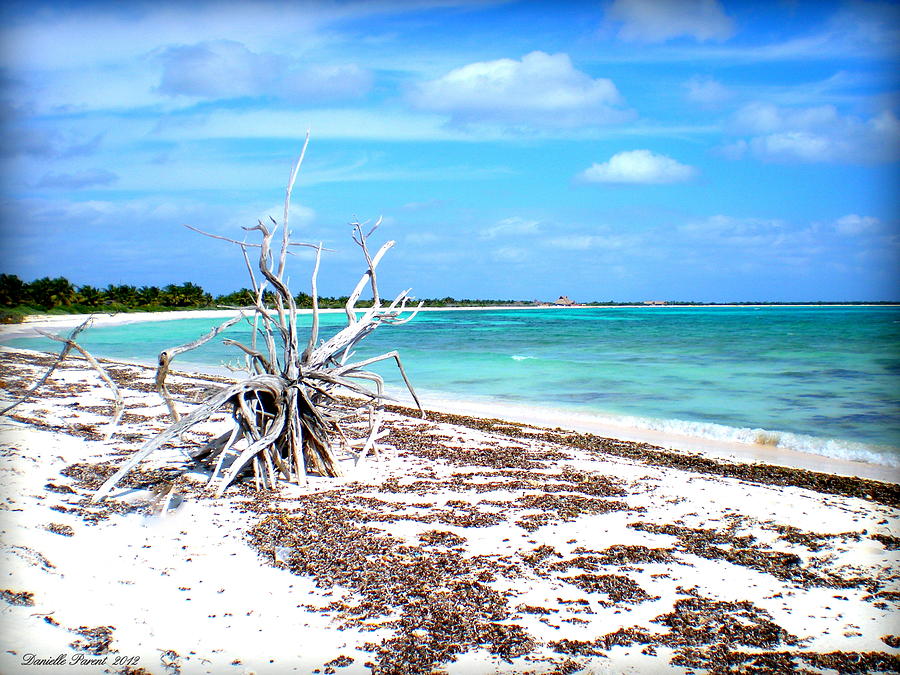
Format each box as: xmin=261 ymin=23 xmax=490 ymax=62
xmin=0 ymin=317 xmax=124 ymax=440
xmin=156 ymin=314 xmax=243 ymax=422
xmin=94 ymin=134 xmax=423 ymax=501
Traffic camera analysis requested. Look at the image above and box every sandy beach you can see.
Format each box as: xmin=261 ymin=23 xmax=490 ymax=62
xmin=1 ymin=339 xmax=898 ymax=674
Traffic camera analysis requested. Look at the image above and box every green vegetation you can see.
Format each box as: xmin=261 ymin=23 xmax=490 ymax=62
xmin=0 ymin=273 xmax=529 ymax=323
xmin=0 ymin=273 xmax=895 ymax=324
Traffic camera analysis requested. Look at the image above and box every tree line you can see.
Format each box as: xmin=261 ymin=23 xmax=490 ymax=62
xmin=0 ymin=273 xmax=533 ymax=323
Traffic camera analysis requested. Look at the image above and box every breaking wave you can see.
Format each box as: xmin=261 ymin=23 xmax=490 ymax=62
xmin=618 ymin=414 xmax=900 ymax=468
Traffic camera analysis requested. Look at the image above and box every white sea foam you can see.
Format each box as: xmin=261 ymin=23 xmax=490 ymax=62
xmin=511 ymin=355 xmax=536 ymax=361
xmin=390 ymin=387 xmax=900 ymax=473
xmin=630 ymin=415 xmax=900 ymax=468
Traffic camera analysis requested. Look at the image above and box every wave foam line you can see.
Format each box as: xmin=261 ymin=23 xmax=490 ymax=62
xmin=616 ymin=414 xmax=900 ymax=468
xmin=397 ymin=386 xmax=899 ymax=469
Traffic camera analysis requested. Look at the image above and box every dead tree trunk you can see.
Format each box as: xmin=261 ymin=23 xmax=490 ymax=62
xmin=94 ymin=134 xmax=423 ymax=501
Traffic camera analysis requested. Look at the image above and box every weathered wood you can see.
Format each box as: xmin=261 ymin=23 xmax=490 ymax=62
xmin=93 ymin=375 xmax=283 ymax=501
xmin=156 ymin=314 xmax=243 ymax=422
xmin=93 ymin=137 xmax=424 ymax=500
xmin=0 ymin=317 xmax=94 ymax=416
xmin=35 ymin=329 xmax=125 ymax=439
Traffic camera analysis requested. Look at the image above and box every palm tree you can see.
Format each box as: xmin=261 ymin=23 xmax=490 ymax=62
xmin=0 ymin=274 xmax=25 ymax=307
xmin=27 ymin=277 xmax=76 ymax=308
xmin=76 ymin=285 xmax=104 ymax=307
xmin=104 ymin=284 xmax=138 ymax=307
xmin=137 ymin=285 xmax=162 ymax=307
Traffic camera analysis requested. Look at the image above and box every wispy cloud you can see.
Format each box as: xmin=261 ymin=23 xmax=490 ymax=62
xmin=36 ymin=168 xmax=119 ymax=189
xmin=605 ymin=0 xmax=734 ymax=43
xmin=479 ymin=216 xmax=540 ymax=239
xmin=157 ymin=41 xmax=372 ymax=102
xmin=683 ymin=75 xmax=732 ymax=107
xmin=834 ymin=214 xmax=880 ymax=236
xmin=724 ymin=103 xmax=900 ymax=163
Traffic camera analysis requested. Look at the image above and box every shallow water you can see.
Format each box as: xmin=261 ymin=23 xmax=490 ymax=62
xmin=5 ymin=306 xmax=899 ymax=467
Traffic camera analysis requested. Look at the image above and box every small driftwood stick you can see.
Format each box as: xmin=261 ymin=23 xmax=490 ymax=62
xmin=0 ymin=317 xmax=94 ymax=416
xmin=36 ymin=330 xmax=125 ymax=439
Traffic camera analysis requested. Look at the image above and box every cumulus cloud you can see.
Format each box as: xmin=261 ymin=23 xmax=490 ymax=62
xmin=157 ymin=40 xmax=372 ymax=101
xmin=410 ymin=51 xmax=630 ymax=129
xmin=726 ymin=102 xmax=900 ymax=163
xmin=606 ymin=0 xmax=734 ymax=43
xmin=579 ymin=150 xmax=696 ymax=184
xmin=36 ymin=169 xmax=119 ymax=189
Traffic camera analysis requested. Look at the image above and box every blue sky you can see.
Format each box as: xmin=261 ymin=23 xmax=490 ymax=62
xmin=1 ymin=0 xmax=897 ymax=302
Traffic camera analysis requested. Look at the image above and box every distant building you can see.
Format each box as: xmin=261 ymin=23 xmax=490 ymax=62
xmin=643 ymin=300 xmax=667 ymax=305
xmin=554 ymin=295 xmax=575 ymax=306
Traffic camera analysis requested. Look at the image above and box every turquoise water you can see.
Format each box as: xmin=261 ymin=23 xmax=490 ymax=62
xmin=4 ymin=306 xmax=899 ymax=466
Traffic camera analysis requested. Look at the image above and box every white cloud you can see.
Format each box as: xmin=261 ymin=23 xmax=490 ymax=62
xmin=151 ymin=108 xmax=466 ymax=142
xmin=749 ymin=132 xmax=834 ymax=163
xmin=480 ymin=217 xmax=540 ymax=239
xmin=579 ymin=150 xmax=696 ymax=184
xmin=410 ymin=51 xmax=630 ymax=128
xmin=606 ymin=0 xmax=734 ymax=43
xmin=727 ymin=103 xmax=900 ymax=163
xmin=732 ymin=102 xmax=840 ymax=134
xmin=157 ymin=41 xmax=372 ymax=101
xmin=546 ymin=234 xmax=642 ymax=250
xmin=256 ymin=204 xmax=317 ymax=230
xmin=834 ymin=214 xmax=879 ymax=236
xmin=493 ymin=246 xmax=530 ymax=262
xmin=683 ymin=75 xmax=731 ymax=107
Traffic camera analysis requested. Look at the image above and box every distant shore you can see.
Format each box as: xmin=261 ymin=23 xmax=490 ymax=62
xmin=3 ymin=302 xmax=897 ymax=337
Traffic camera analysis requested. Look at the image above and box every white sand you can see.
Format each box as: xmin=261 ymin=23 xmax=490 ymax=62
xmin=0 ymin=350 xmax=898 ymax=673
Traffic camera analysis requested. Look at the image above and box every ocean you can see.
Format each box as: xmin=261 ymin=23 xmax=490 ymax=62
xmin=4 ymin=305 xmax=899 ymax=467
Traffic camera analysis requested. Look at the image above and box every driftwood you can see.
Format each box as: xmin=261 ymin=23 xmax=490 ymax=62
xmin=94 ymin=135 xmax=424 ymax=501
xmin=0 ymin=317 xmax=93 ymax=416
xmin=155 ymin=314 xmax=243 ymax=422
xmin=0 ymin=317 xmax=124 ymax=439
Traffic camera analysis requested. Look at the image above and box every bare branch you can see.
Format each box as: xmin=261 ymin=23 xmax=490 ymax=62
xmin=94 ymin=136 xmax=423 ymax=497
xmin=0 ymin=317 xmax=94 ymax=416
xmin=156 ymin=314 xmax=243 ymax=422
xmin=35 ymin=328 xmax=125 ymax=437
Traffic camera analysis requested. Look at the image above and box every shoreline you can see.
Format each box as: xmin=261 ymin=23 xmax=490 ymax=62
xmin=0 ymin=348 xmax=898 ymax=673
xmin=2 ymin=306 xmax=897 ymax=484
xmin=3 ymin=301 xmax=896 ymax=332
xmin=384 ymin=390 xmax=900 ymax=485
xmin=1 ymin=341 xmax=897 ymax=486
xmin=5 ymin=339 xmax=898 ymax=484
